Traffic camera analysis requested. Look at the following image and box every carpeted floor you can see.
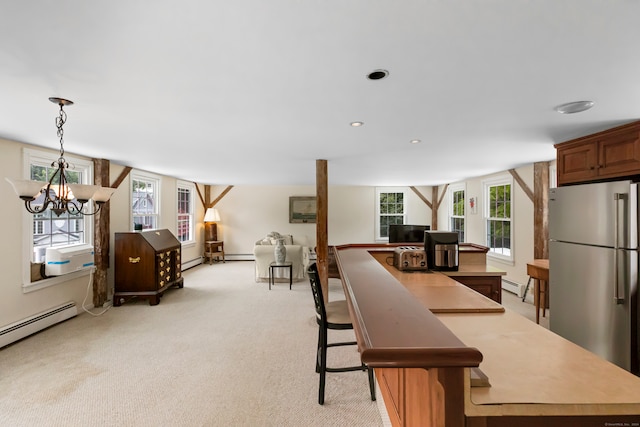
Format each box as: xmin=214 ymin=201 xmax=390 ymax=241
xmin=0 ymin=261 xmax=385 ymax=427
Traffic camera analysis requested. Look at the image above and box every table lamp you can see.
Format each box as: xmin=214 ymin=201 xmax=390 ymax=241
xmin=204 ymin=208 xmax=221 ymax=241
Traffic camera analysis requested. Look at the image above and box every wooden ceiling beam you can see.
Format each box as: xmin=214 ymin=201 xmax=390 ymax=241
xmin=409 ymin=186 xmax=432 ymax=209
xmin=110 ymin=166 xmax=132 ymax=189
xmin=509 ymin=169 xmax=534 ymax=203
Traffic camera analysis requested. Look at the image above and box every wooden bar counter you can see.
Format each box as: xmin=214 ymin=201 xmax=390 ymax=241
xmin=334 ymin=244 xmax=640 ymax=427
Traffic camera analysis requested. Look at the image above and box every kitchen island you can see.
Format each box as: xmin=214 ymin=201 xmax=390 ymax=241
xmin=334 ymin=244 xmax=640 ymax=427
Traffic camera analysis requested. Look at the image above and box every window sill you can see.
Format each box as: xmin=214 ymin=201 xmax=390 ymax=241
xmin=487 ymin=251 xmax=515 ymax=266
xmin=23 ymin=268 xmax=93 ymax=294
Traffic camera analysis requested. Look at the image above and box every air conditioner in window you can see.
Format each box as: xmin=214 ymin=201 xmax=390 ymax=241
xmin=45 ymin=244 xmax=95 ymax=276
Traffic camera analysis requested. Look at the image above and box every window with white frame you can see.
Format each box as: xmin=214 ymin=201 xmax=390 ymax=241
xmin=484 ymin=176 xmax=513 ymax=261
xmin=549 ymin=163 xmax=557 ymax=189
xmin=449 ymin=184 xmax=465 ymax=242
xmin=27 ymin=149 xmax=93 ymax=263
xmin=131 ymin=172 xmax=160 ymax=230
xmin=21 ymin=148 xmax=94 ymax=288
xmin=375 ymin=187 xmax=407 ymax=241
xmin=176 ymin=181 xmax=194 ymax=244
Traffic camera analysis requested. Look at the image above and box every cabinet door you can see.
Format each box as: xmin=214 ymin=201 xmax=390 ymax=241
xmin=453 ymin=276 xmax=502 ymax=303
xmin=598 ymin=127 xmax=640 ymax=179
xmin=557 ymin=140 xmax=598 ymax=185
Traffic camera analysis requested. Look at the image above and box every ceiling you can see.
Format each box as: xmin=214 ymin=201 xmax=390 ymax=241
xmin=1 ymin=1 xmax=639 ymax=186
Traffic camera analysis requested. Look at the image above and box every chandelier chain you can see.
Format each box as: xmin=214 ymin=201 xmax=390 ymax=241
xmin=55 ymin=103 xmax=67 ymax=159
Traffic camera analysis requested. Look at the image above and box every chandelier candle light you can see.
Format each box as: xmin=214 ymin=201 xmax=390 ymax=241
xmin=6 ymin=97 xmax=116 ymax=216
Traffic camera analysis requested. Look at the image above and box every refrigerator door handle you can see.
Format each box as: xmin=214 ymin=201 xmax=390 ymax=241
xmin=614 ymin=193 xmax=626 ymax=304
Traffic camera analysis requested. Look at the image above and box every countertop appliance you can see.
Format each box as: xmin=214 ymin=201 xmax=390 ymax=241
xmin=389 ymin=224 xmax=430 ymax=244
xmin=549 ymin=180 xmax=639 ymax=374
xmin=393 ymin=246 xmax=428 ymax=271
xmin=424 ymin=231 xmax=459 ymax=271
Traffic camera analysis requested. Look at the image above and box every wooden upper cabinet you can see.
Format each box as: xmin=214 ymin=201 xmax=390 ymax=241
xmin=555 ymin=120 xmax=640 ymax=186
xmin=556 ymin=139 xmax=598 ymax=184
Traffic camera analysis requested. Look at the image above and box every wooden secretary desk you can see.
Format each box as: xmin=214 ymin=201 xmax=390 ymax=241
xmin=114 ymin=229 xmax=184 ymax=306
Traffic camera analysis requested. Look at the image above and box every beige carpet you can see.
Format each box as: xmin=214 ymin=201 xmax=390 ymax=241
xmin=0 ymin=261 xmax=385 ymax=427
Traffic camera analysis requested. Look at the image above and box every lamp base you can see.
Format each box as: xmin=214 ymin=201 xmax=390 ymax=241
xmin=205 ymin=223 xmax=218 ymax=241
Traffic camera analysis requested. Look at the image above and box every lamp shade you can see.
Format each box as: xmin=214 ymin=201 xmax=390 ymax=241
xmin=204 ymin=208 xmax=220 ymax=222
xmin=5 ymin=178 xmax=46 ymax=200
xmin=92 ymin=187 xmax=117 ymax=203
xmin=67 ymin=184 xmax=99 ymax=202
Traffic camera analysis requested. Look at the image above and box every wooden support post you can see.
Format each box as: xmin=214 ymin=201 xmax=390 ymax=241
xmin=316 ymin=159 xmax=329 ymax=303
xmin=431 ymin=187 xmax=439 ymax=230
xmin=534 ymin=162 xmax=550 ymax=259
xmin=93 ymin=159 xmax=110 ymax=307
xmin=205 ymin=185 xmax=212 ymax=208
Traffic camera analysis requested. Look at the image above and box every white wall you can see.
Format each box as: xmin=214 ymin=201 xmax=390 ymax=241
xmin=0 ymin=138 xmax=206 ymax=326
xmin=1 ymin=133 xmax=548 ymax=331
xmin=213 ymin=185 xmax=433 ymax=255
xmin=1 ymin=139 xmax=100 ymax=326
xmin=1 ymin=134 xmax=433 ymax=331
xmin=106 ymin=165 xmax=206 ymax=296
xmin=437 ymin=164 xmax=542 ymax=288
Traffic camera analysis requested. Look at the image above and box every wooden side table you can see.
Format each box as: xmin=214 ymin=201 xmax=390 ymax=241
xmin=526 ymin=259 xmax=549 ymax=324
xmin=204 ymin=240 xmax=225 ymax=265
xmin=269 ymin=261 xmax=293 ymax=290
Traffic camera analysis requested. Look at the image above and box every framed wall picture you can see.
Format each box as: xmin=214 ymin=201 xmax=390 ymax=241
xmin=289 ymin=196 xmax=316 ymax=223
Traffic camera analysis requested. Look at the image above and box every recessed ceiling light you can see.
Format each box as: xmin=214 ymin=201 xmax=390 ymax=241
xmin=554 ymin=101 xmax=595 ymax=114
xmin=367 ymin=69 xmax=389 ymax=80
xmin=350 ymin=121 xmax=364 ymax=127
xmin=410 ymin=139 xmax=421 ymax=144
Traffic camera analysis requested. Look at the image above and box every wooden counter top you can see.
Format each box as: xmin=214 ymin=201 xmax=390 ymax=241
xmin=439 ymin=310 xmax=640 ymax=416
xmin=368 ymin=251 xmax=504 ymax=314
xmin=442 ymin=264 xmax=506 ymax=277
xmin=335 ymin=244 xmax=640 ymax=422
xmin=335 ymin=247 xmax=483 ymax=369
xmin=458 ymin=243 xmax=489 ymax=253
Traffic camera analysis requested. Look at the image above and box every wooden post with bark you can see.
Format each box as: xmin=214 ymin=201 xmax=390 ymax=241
xmin=316 ymin=159 xmax=329 ymax=302
xmin=93 ymin=159 xmax=110 ymax=307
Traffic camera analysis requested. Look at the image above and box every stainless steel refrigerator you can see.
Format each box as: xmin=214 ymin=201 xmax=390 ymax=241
xmin=549 ymin=180 xmax=639 ymax=375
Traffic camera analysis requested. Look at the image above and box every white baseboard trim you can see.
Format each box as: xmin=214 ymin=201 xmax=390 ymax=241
xmin=182 ymin=257 xmax=204 ymax=270
xmin=224 ymin=254 xmax=254 ymax=261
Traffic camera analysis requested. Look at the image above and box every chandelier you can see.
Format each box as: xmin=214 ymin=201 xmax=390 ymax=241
xmin=5 ymin=97 xmax=115 ymax=216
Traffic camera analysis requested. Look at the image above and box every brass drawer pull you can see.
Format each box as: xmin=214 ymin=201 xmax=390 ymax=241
xmin=129 ymin=257 xmax=141 ymax=264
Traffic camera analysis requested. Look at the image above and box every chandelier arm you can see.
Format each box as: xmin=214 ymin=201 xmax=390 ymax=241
xmin=24 ymin=198 xmax=50 ymax=214
xmin=67 ymin=200 xmax=102 ymax=216
xmin=80 ymin=203 xmax=102 ymax=216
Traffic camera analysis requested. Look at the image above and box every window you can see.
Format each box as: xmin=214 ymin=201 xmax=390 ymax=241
xmin=484 ymin=176 xmax=513 ymax=261
xmin=27 ymin=149 xmax=92 ymax=257
xmin=177 ymin=181 xmax=195 ymax=244
xmin=22 ymin=148 xmax=94 ymax=289
xmin=131 ymin=172 xmax=160 ymax=230
xmin=375 ymin=187 xmax=407 ymax=241
xmin=549 ymin=164 xmax=557 ymax=189
xmin=449 ymin=184 xmax=465 ymax=242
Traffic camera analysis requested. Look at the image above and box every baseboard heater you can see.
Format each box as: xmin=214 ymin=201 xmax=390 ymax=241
xmin=501 ymin=278 xmax=525 ymax=297
xmin=0 ymin=302 xmax=77 ymax=349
